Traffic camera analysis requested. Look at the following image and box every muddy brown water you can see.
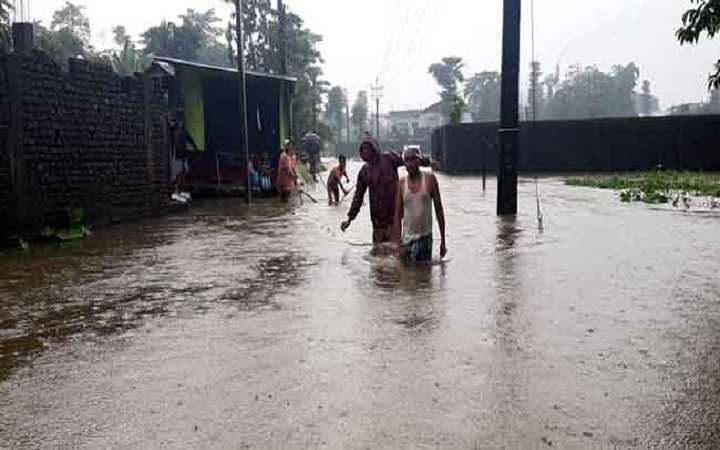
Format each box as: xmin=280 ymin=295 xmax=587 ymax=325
xmin=1 ymin=163 xmax=720 ymax=449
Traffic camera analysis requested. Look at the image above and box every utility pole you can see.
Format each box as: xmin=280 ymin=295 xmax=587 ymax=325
xmin=234 ymin=0 xmax=252 ymax=203
xmin=277 ymin=0 xmax=287 ymax=75
xmin=371 ymin=78 xmax=383 ymax=140
xmin=497 ymin=0 xmax=521 ymax=216
xmin=345 ymin=89 xmax=350 ymax=142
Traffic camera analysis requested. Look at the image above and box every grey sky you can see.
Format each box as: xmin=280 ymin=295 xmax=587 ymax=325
xmin=34 ymin=0 xmax=719 ymax=113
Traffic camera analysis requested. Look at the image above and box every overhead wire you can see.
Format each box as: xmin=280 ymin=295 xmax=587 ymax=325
xmin=378 ymin=0 xmax=403 ymax=79
xmin=530 ymin=0 xmax=544 ymax=230
xmin=379 ymin=0 xmax=417 ymax=82
xmin=383 ymin=0 xmax=433 ymax=89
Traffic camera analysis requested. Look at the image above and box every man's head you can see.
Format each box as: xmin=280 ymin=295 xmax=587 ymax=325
xmin=359 ymin=132 xmax=378 ymax=162
xmin=284 ymin=139 xmax=293 ymax=152
xmin=339 ymin=154 xmax=347 ymax=168
xmin=403 ymin=147 xmax=423 ymax=176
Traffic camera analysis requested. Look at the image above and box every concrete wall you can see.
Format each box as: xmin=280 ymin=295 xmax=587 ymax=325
xmin=431 ymin=115 xmax=720 ymax=173
xmin=0 ymin=50 xmax=170 ymax=237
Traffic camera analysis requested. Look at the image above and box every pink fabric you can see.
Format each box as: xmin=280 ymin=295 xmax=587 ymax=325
xmin=276 ymin=152 xmax=296 ymax=193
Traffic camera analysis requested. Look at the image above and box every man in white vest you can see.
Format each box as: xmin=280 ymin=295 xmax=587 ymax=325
xmin=393 ymin=147 xmax=447 ymax=263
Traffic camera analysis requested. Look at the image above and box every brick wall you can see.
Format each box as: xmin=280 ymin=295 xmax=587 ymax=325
xmin=0 ymin=51 xmax=170 ymax=235
xmin=0 ymin=52 xmax=11 ymax=234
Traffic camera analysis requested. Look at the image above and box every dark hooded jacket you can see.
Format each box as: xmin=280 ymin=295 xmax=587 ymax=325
xmin=347 ymin=141 xmax=429 ymax=230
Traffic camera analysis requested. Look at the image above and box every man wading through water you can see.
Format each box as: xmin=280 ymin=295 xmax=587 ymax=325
xmin=341 ymin=133 xmax=432 ymax=245
xmin=393 ymin=147 xmax=447 ymax=262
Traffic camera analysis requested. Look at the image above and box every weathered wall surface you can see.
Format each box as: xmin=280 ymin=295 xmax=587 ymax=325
xmin=432 ymin=116 xmax=720 ymax=173
xmin=0 ymin=51 xmax=170 ymax=237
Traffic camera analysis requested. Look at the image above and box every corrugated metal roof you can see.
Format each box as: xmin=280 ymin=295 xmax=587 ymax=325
xmin=152 ymin=57 xmax=297 ymax=83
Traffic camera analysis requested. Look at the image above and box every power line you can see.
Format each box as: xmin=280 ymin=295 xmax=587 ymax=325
xmin=383 ymin=0 xmax=433 ymax=89
xmin=378 ymin=0 xmax=403 ymax=78
xmin=379 ymin=0 xmax=420 ymax=82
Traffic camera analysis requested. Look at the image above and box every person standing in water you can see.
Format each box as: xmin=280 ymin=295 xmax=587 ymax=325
xmin=276 ymin=140 xmax=297 ymax=202
xmin=327 ymin=155 xmax=350 ymax=204
xmin=393 ymin=147 xmax=447 ymax=262
xmin=341 ymin=133 xmax=434 ymax=244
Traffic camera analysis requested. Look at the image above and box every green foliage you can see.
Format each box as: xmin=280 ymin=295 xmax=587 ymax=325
xmin=111 ymin=39 xmax=151 ymax=76
xmin=429 ymin=57 xmax=465 ymax=123
xmin=544 ymin=63 xmax=640 ymax=119
xmin=223 ymin=1 xmax=327 ymax=141
xmin=351 ymin=90 xmax=369 ymax=135
xmin=449 ymin=95 xmax=465 ymax=125
xmin=527 ymin=61 xmax=544 ymax=120
xmin=34 ymin=21 xmax=89 ymax=67
xmin=41 ymin=208 xmax=91 ymax=242
xmin=51 ymin=2 xmax=91 ymax=44
xmin=677 ymin=0 xmax=720 ymax=89
xmin=638 ymin=80 xmax=660 ymax=116
xmin=142 ymin=9 xmax=222 ymax=62
xmin=464 ymin=71 xmax=500 ymax=122
xmin=0 ymin=0 xmax=11 ymax=50
xmin=326 ymin=86 xmax=347 ymax=142
xmin=566 ymin=171 xmax=720 ymax=203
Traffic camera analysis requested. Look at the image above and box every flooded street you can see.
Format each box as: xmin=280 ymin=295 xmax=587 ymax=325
xmin=1 ymin=162 xmax=720 ymax=449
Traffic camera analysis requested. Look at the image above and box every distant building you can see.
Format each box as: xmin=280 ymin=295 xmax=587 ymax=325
xmin=387 ymin=102 xmax=444 ymax=139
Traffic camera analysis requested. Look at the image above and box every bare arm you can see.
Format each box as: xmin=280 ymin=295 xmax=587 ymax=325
xmin=342 ymin=167 xmax=368 ymax=231
xmin=393 ymin=179 xmax=404 ymax=247
xmin=430 ymin=174 xmax=447 ymax=257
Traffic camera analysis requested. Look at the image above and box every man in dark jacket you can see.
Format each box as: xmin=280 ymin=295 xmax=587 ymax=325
xmin=341 ymin=134 xmax=432 ymax=244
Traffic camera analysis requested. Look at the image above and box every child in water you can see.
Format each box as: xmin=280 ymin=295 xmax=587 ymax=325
xmin=327 ymin=155 xmax=351 ymax=204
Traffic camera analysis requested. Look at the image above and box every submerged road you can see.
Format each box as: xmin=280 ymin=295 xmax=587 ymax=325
xmin=1 ymin=163 xmax=720 ymax=448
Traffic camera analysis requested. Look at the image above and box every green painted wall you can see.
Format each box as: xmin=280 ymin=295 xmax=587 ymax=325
xmin=179 ymin=69 xmax=205 ymax=151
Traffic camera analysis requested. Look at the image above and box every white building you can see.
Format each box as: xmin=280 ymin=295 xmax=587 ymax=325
xmin=387 ymin=102 xmax=444 ymax=138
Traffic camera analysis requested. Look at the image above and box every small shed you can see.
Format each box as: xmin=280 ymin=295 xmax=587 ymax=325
xmin=147 ymin=57 xmax=296 ymax=190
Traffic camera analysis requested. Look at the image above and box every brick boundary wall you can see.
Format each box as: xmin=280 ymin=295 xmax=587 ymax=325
xmin=431 ymin=116 xmax=720 ymax=174
xmin=0 ymin=50 xmax=171 ymax=239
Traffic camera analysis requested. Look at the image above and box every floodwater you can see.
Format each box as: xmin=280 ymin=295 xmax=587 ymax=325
xmin=1 ymin=162 xmax=720 ymax=449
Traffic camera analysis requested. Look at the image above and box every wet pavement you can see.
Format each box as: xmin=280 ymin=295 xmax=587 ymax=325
xmin=1 ymin=163 xmax=720 ymax=449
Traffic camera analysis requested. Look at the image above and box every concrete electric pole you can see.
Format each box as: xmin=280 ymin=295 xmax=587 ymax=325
xmin=371 ymin=78 xmax=383 ymax=140
xmin=234 ymin=0 xmax=252 ymax=203
xmin=497 ymin=0 xmax=521 ymax=216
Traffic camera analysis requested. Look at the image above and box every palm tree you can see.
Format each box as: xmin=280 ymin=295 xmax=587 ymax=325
xmin=112 ymin=39 xmax=151 ymax=76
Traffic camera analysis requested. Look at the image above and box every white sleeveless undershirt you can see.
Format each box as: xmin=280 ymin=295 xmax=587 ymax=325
xmin=402 ymin=173 xmax=433 ymax=243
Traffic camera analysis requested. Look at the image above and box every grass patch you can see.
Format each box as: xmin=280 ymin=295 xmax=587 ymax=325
xmin=566 ymin=171 xmax=720 ymax=204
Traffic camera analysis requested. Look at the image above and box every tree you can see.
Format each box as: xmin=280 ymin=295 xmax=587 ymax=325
xmin=677 ymin=0 xmax=720 ymax=89
xmin=527 ymin=61 xmax=544 ymax=120
xmin=109 ymin=26 xmax=150 ymax=75
xmin=429 ymin=57 xmax=465 ymax=123
xmin=326 ymin=86 xmax=347 ymax=142
xmin=113 ymin=26 xmax=129 ymax=47
xmin=638 ymin=80 xmax=660 ymax=116
xmin=706 ymin=88 xmax=720 ymax=113
xmin=34 ymin=21 xmax=88 ymax=66
xmin=464 ymin=71 xmax=501 ymax=122
xmin=351 ymin=91 xmax=369 ymax=135
xmin=222 ymin=2 xmax=327 ymax=141
xmin=544 ymin=63 xmax=639 ymax=119
xmin=142 ymin=9 xmax=223 ymax=62
xmin=0 ymin=0 xmax=11 ymax=50
xmin=51 ymin=2 xmax=91 ymax=44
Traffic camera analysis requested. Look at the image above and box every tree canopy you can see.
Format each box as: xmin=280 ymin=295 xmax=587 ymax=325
xmin=0 ymin=0 xmax=11 ymax=50
xmin=429 ymin=57 xmax=465 ymax=123
xmin=677 ymin=0 xmax=720 ymax=89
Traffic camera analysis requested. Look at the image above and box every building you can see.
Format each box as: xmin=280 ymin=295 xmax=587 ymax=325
xmin=387 ymin=102 xmax=444 ymax=139
xmin=147 ymin=57 xmax=296 ymax=191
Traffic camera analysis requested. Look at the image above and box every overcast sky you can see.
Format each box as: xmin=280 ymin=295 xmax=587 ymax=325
xmin=32 ymin=0 xmax=719 ymax=113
